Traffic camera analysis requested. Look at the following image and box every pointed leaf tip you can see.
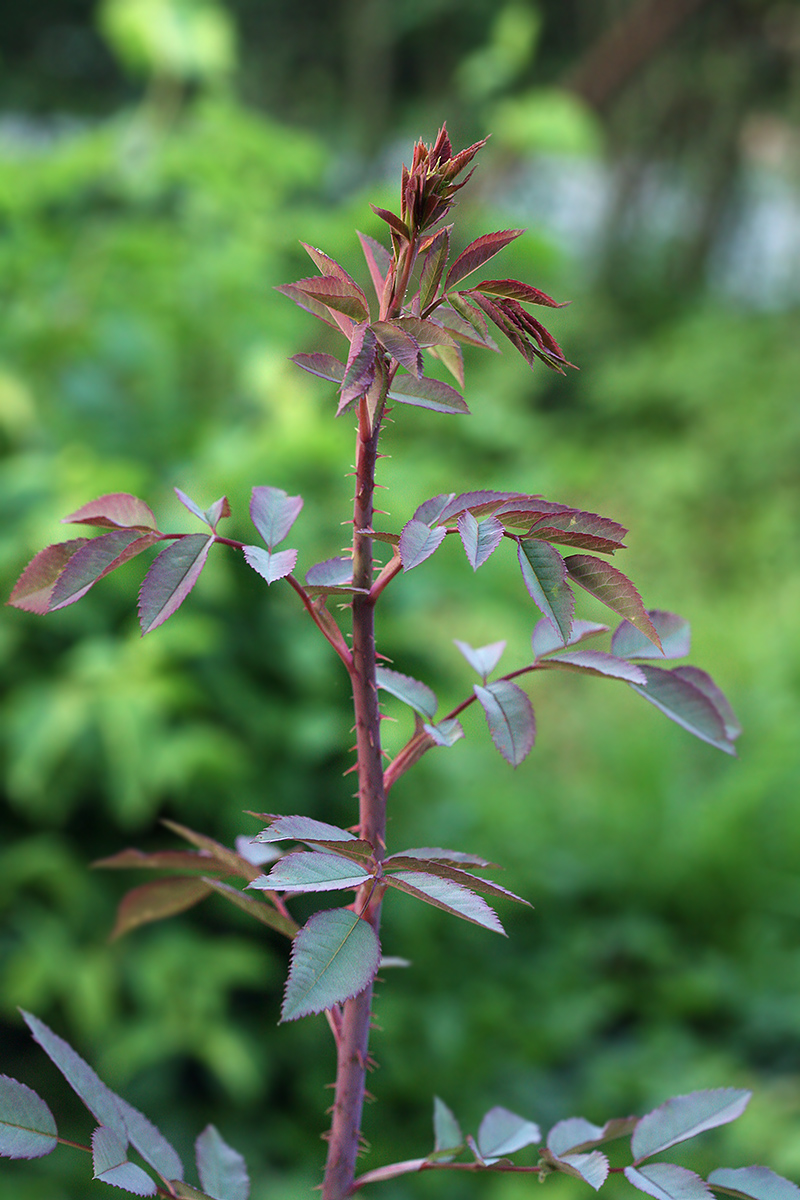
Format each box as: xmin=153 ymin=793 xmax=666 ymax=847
xmin=632 ymin=1089 xmax=751 ymax=1163
xmin=281 ymin=909 xmax=380 ymax=1022
xmin=0 ymin=1076 xmax=57 ymax=1159
xmin=196 ymin=1125 xmax=250 ymax=1200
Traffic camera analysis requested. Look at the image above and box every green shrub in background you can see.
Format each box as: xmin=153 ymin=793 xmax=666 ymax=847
xmin=1 ymin=6 xmax=800 ymax=1199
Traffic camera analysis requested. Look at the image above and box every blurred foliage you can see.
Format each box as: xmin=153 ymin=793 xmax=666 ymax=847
xmin=1 ymin=1 xmax=800 ymax=1198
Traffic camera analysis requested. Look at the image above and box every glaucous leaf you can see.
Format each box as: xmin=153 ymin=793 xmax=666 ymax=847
xmin=385 ymin=872 xmax=505 ymax=934
xmin=445 ymin=230 xmax=523 ymax=290
xmin=170 ymin=1185 xmax=218 ymax=1199
xmin=249 ymin=486 xmax=303 ymax=550
xmin=458 ymin=511 xmax=504 ymax=570
xmin=49 ymin=530 xmax=159 ymax=610
xmin=174 ymin=488 xmax=208 ymax=524
xmin=672 ymin=667 xmax=742 ymax=741
xmin=110 ymin=878 xmax=212 ymax=940
xmin=248 ymin=851 xmax=372 ymax=893
xmin=612 ymin=612 xmax=691 ymax=661
xmin=305 ymin=557 xmax=355 ymax=588
xmin=566 ymin=555 xmax=662 ymax=651
xmin=383 ymin=858 xmax=529 ymax=906
xmin=7 ymin=538 xmax=91 ymax=613
xmin=196 ymin=1124 xmax=250 ymax=1200
xmin=399 ymin=519 xmax=448 ymax=570
xmin=538 ymin=650 xmax=647 ymax=685
xmin=628 ymin=666 xmax=738 ymax=755
xmin=243 ymin=545 xmax=298 ymax=585
xmin=371 ymin=321 xmax=423 ymax=377
xmin=203 ymin=496 xmax=231 ymax=530
xmin=548 ymin=1118 xmax=605 ymax=1157
xmin=626 ymin=1163 xmax=713 ymax=1200
xmin=0 ymin=1076 xmax=57 ymax=1159
xmin=291 ymin=352 xmax=345 ymax=384
xmin=532 ymin=617 xmax=608 ymax=659
xmin=550 ymin=1151 xmax=610 ymax=1191
xmin=62 ymin=493 xmax=158 ymax=531
xmin=93 ymin=1126 xmax=157 ymax=1196
xmin=138 ymin=534 xmax=213 ymax=635
xmin=389 ymin=847 xmax=495 ymax=868
xmin=432 ymin=1096 xmax=463 ymax=1162
xmin=253 ymin=815 xmax=359 ymax=845
xmin=281 ymin=909 xmax=380 ymax=1022
xmin=454 ymin=640 xmax=506 ymax=680
xmin=474 ymin=680 xmax=536 ymax=766
xmin=708 ymin=1166 xmax=800 ymax=1200
xmin=389 ymin=374 xmax=470 ymax=415
xmin=518 ymin=539 xmax=574 ymax=644
xmin=376 ymin=667 xmax=438 ymax=720
xmin=423 ymin=718 xmax=465 ymax=747
xmin=633 ymin=1090 xmax=751 ymax=1162
xmin=477 ymin=1106 xmax=541 ymax=1161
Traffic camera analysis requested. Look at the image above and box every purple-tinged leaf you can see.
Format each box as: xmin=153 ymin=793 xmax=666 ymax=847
xmin=94 ymin=848 xmax=244 ymax=876
xmin=458 ymin=511 xmax=504 ymax=569
xmin=518 ymin=539 xmax=574 ymax=644
xmin=427 ymin=340 xmax=465 ymax=387
xmin=418 ymin=227 xmax=451 ymax=310
xmin=169 ymin=1185 xmax=217 ymax=1199
xmin=539 ymin=650 xmax=647 ymax=685
xmin=0 ymin=1076 xmax=57 ymax=1159
xmin=423 ymin=718 xmax=465 ymax=746
xmin=438 ymin=300 xmax=499 ymax=350
xmin=548 ymin=1150 xmax=610 ymax=1190
xmin=161 ymin=820 xmax=261 ymax=882
xmin=441 ymin=490 xmax=524 ymax=522
xmin=384 ymin=858 xmax=530 ymax=906
xmin=709 ymin=1167 xmax=800 ymax=1200
xmin=432 ymin=1096 xmax=463 ymax=1162
xmin=392 ymin=316 xmax=458 ymax=351
xmin=390 ymin=847 xmax=495 ymax=868
xmin=527 ymin=509 xmax=628 ymax=554
xmin=21 ymin=1013 xmax=183 ymax=1181
xmin=612 ymin=612 xmax=691 ymax=661
xmin=305 ymin=557 xmax=353 ymax=587
xmin=93 ymin=1126 xmax=157 ymax=1196
xmin=291 ymin=352 xmax=345 ymax=384
xmin=300 ymin=243 xmax=360 ymax=289
xmin=532 ymin=617 xmax=608 ymax=659
xmin=626 ymin=1164 xmax=714 ymax=1200
xmin=175 ymin=488 xmax=207 ymax=523
xmin=49 ymin=530 xmax=159 ymax=610
xmin=249 ymin=851 xmax=372 ymax=894
xmin=474 ymin=680 xmax=536 ymax=766
xmin=253 ymin=815 xmax=360 ymax=845
xmin=389 ymin=374 xmax=469 ymax=415
xmin=566 ymin=555 xmax=662 ymax=651
xmin=633 ymin=1089 xmax=751 ymax=1163
xmin=628 ymin=666 xmax=738 ymax=754
xmin=235 ymin=836 xmax=281 ymax=867
xmin=447 ymin=292 xmax=495 ymax=341
xmin=243 ymin=545 xmax=297 ymax=585
xmin=196 ymin=1125 xmax=249 ymax=1200
xmin=372 ymin=321 xmax=423 ymax=377
xmin=138 ymin=534 xmax=213 ymax=634
xmin=370 ymin=205 xmax=410 ymax=242
xmin=445 ymin=230 xmax=524 ymax=290
xmin=385 ymin=872 xmax=505 ymax=934
xmin=250 ymin=485 xmax=303 ymax=549
xmin=281 ymin=909 xmax=380 ymax=1022
xmin=286 ymin=274 xmax=370 ymax=322
xmin=357 ymin=231 xmax=392 ymax=300
xmin=63 ymin=493 xmax=158 ymax=531
xmin=110 ymin=878 xmax=212 ymax=940
xmin=338 ymin=323 xmax=378 ymax=414
xmin=477 ymin=1107 xmax=541 ymax=1161
xmin=412 ymin=492 xmax=456 ymax=526
xmin=202 ymin=879 xmax=298 ymax=938
xmin=376 ymin=667 xmax=438 ymax=719
xmin=454 ymin=639 xmax=506 ymax=680
xmin=204 ymin=496 xmax=231 ymax=530
xmin=548 ymin=1118 xmax=605 ymax=1157
xmin=275 ymin=282 xmax=346 ymax=333
xmin=471 ymin=279 xmax=568 ymax=307
xmin=672 ymin=667 xmax=742 ymax=741
xmin=7 ymin=539 xmax=91 ymax=613
xmin=399 ymin=519 xmax=448 ymax=570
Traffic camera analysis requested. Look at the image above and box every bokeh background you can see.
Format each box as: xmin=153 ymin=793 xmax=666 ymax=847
xmin=1 ymin=1 xmax=799 ymax=1197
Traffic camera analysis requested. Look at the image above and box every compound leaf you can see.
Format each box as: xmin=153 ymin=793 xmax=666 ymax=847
xmin=383 ymin=857 xmax=529 ymax=906
xmin=454 ymin=640 xmax=506 ymax=681
xmin=672 ymin=667 xmax=742 ymax=741
xmin=63 ymin=493 xmax=158 ymax=531
xmin=518 ymin=539 xmax=574 ymax=643
xmin=0 ymin=1076 xmax=57 ymax=1159
xmin=628 ymin=667 xmax=738 ymax=755
xmin=8 ymin=539 xmax=91 ymax=613
xmin=632 ymin=1090 xmax=751 ymax=1163
xmin=50 ymin=530 xmax=159 ymax=610
xmin=538 ymin=650 xmax=647 ymax=685
xmin=385 ymin=871 xmax=505 ymax=934
xmin=708 ymin=1167 xmax=800 ymax=1200
xmin=196 ymin=1124 xmax=250 ymax=1200
xmin=253 ymin=815 xmax=359 ymax=845
xmin=138 ymin=534 xmax=213 ymax=635
xmin=458 ymin=511 xmax=504 ymax=570
xmin=249 ymin=851 xmax=372 ymax=893
xmin=432 ymin=1096 xmax=463 ymax=1162
xmin=92 ymin=1126 xmax=157 ymax=1196
xmin=474 ymin=680 xmax=536 ymax=766
xmin=566 ymin=555 xmax=662 ymax=651
xmin=285 ymin=274 xmax=370 ymax=322
xmin=399 ymin=519 xmax=448 ymax=570
xmin=281 ymin=909 xmax=380 ymax=1022
xmin=376 ymin=667 xmax=438 ymax=720
xmin=372 ymin=321 xmax=423 ymax=378
xmin=423 ymin=718 xmax=465 ymax=747
xmin=243 ymin=545 xmax=297 ymax=585
xmin=249 ymin=486 xmax=303 ymax=550
xmin=550 ymin=1151 xmax=610 ymax=1191
xmin=548 ymin=1118 xmax=605 ymax=1157
xmin=626 ymin=1164 xmax=713 ymax=1200
xmin=472 ymin=279 xmax=567 ymax=307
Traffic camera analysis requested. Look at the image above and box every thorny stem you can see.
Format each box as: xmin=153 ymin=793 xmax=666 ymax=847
xmin=321 ymin=370 xmax=390 ymax=1200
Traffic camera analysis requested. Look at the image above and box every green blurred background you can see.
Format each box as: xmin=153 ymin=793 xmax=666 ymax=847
xmin=1 ymin=1 xmax=799 ymax=1196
